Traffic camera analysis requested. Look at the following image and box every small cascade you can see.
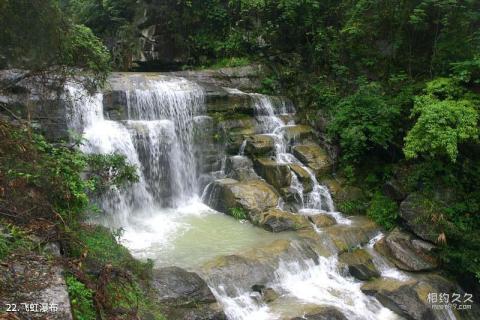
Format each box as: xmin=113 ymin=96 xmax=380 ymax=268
xmin=208 ymin=243 xmax=401 ymax=320
xmin=365 ymin=233 xmax=411 ymax=281
xmin=246 ymin=93 xmax=344 ymax=220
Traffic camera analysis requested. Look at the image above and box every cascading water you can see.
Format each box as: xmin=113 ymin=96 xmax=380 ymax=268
xmin=64 ymin=77 xmax=206 ymax=227
xmin=248 ymin=93 xmax=348 ymax=223
xmin=64 ymin=77 xmax=421 ymax=320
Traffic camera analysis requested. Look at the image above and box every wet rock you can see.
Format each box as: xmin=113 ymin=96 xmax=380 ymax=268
xmin=278 ymin=114 xmax=296 ymax=124
xmin=254 ymin=157 xmax=292 ymax=191
xmin=292 ymin=143 xmax=332 ymax=178
xmin=245 ymin=134 xmax=275 ymax=156
xmin=309 ymin=214 xmax=336 ymax=227
xmin=399 ymin=193 xmax=440 ymax=243
xmin=205 ymin=179 xmax=279 ymax=221
xmin=170 ymin=65 xmax=264 ymax=92
xmin=282 ymin=124 xmax=313 ymax=142
xmin=338 ymin=249 xmax=380 ymax=281
xmin=251 ymin=285 xmax=278 ymax=302
xmin=225 ymin=156 xmax=259 ymax=181
xmin=323 ymin=181 xmax=365 ymax=214
xmin=152 ymin=267 xmax=217 ymax=306
xmin=257 ymin=208 xmax=310 ymax=232
xmin=361 ymin=274 xmax=480 ymax=320
xmin=362 ymin=278 xmax=431 ymax=320
xmin=323 ymin=216 xmax=379 ymax=253
xmin=0 ymin=254 xmax=73 ymax=319
xmin=383 ymin=228 xmax=438 ymax=272
xmin=289 ymin=164 xmax=313 ymax=193
xmin=290 ymin=306 xmax=348 ymax=320
xmin=152 ymin=267 xmax=227 ymax=320
xmin=203 ymin=240 xmax=319 ymax=295
xmin=262 ymin=288 xmax=279 ymax=302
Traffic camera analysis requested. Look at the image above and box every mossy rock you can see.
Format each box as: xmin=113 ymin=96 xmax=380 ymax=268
xmin=257 ymin=208 xmax=310 ymax=232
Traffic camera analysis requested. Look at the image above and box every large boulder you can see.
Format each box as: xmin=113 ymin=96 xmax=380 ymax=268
xmin=254 ymin=157 xmax=292 ymax=191
xmin=152 ymin=267 xmax=217 ymax=306
xmin=381 ymin=228 xmax=438 ymax=272
xmin=309 ymin=213 xmax=337 ymax=228
xmin=152 ymin=267 xmax=226 ymax=320
xmin=205 ymin=179 xmax=279 ymax=221
xmin=257 ymin=208 xmax=310 ymax=232
xmin=361 ymin=275 xmax=480 ymax=320
xmin=292 ymin=143 xmax=332 ymax=178
xmin=245 ymin=134 xmax=275 ymax=156
xmin=399 ymin=193 xmax=440 ymax=243
xmin=338 ymin=249 xmax=380 ymax=281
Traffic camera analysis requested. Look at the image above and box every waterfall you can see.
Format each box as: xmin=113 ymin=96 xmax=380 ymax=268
xmin=247 ymin=93 xmax=344 ymax=220
xmin=64 ymin=77 xmax=206 ymax=225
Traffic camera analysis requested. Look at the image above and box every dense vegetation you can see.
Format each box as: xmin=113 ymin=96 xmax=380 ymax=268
xmin=1 ymin=0 xmax=479 ymax=311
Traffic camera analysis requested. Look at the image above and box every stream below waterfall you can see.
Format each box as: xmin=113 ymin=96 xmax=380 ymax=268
xmin=65 ymin=73 xmax=409 ymax=320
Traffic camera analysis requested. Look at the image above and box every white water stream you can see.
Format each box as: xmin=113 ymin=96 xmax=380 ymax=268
xmin=65 ymin=76 xmax=404 ymax=320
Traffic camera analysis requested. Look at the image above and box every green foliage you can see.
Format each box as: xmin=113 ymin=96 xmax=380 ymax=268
xmin=404 ymin=78 xmax=479 ymax=162
xmin=366 ymin=192 xmax=399 ymax=230
xmin=229 ymin=207 xmax=248 ymax=220
xmin=66 ymin=275 xmax=96 ymax=320
xmin=0 ymin=121 xmax=139 ymax=252
xmin=71 ymin=225 xmax=152 ymax=278
xmin=65 ymin=0 xmax=140 ymax=70
xmin=328 ymin=82 xmax=400 ymax=163
xmin=208 ymin=57 xmax=251 ymax=69
xmin=0 ymin=0 xmax=111 ymax=88
xmin=0 ymin=223 xmax=35 ymax=260
xmin=61 ymin=24 xmax=111 ymax=88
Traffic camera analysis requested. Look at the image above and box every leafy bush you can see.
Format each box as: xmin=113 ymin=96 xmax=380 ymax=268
xmin=366 ymin=192 xmax=399 ymax=230
xmin=0 ymin=121 xmax=137 ymax=226
xmin=66 ymin=275 xmax=96 ymax=320
xmin=328 ymin=82 xmax=400 ymax=163
xmin=70 ymin=225 xmax=152 ymax=278
xmin=404 ymin=78 xmax=479 ymax=162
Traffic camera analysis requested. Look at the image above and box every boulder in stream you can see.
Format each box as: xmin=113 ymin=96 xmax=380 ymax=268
xmin=380 ymin=228 xmax=438 ymax=272
xmin=205 ymin=178 xmax=280 ymax=221
xmin=309 ymin=213 xmax=337 ymax=228
xmin=361 ymin=274 xmax=480 ymax=320
xmin=257 ymin=208 xmax=311 ymax=232
xmin=152 ymin=266 xmax=226 ymax=320
xmin=338 ymin=249 xmax=380 ymax=281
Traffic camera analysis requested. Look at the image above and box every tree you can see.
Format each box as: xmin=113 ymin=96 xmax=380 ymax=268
xmin=0 ymin=0 xmax=110 ymax=91
xmin=328 ymin=82 xmax=400 ymax=163
xmin=404 ymin=78 xmax=479 ymax=162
